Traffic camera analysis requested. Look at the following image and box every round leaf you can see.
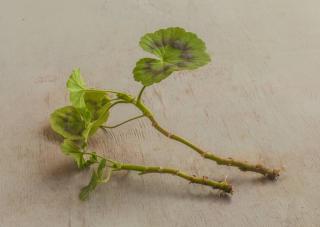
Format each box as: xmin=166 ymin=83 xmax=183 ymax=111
xmin=50 ymin=106 xmax=85 ymax=140
xmin=84 ymin=91 xmax=110 ymax=121
xmin=134 ymin=27 xmax=211 ymax=86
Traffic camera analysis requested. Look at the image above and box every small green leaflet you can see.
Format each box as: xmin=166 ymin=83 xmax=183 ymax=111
xmin=84 ymin=91 xmax=110 ymax=121
xmin=133 ymin=27 xmax=211 ymax=86
xmin=82 ymin=103 xmax=111 ymax=139
xmin=61 ymin=139 xmax=86 ymax=168
xmin=81 ymin=91 xmax=111 ymax=140
xmin=79 ymin=159 xmax=108 ymax=200
xmin=67 ymin=69 xmax=87 ymax=109
xmin=50 ymin=106 xmax=85 ymax=140
xmin=61 ymin=140 xmax=98 ymax=169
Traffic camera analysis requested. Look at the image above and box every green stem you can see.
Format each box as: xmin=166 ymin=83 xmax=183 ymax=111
xmin=85 ymin=88 xmax=122 ymax=95
xmin=82 ymin=152 xmax=117 ymax=165
xmin=149 ymin=112 xmax=279 ymax=179
xmin=100 ymin=100 xmax=128 ymax=119
xmin=83 ymin=152 xmax=232 ymax=193
xmin=137 ymin=86 xmax=146 ymax=103
xmin=117 ymin=93 xmax=280 ymax=179
xmin=115 ymin=163 xmax=232 ymax=193
xmin=102 ymin=114 xmax=145 ymax=129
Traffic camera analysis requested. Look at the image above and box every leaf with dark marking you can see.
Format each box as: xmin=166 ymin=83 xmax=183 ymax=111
xmin=133 ymin=27 xmax=211 ymax=86
xmin=50 ymin=106 xmax=85 ymax=140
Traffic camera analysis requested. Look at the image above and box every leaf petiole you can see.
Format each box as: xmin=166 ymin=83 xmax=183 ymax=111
xmin=101 ymin=114 xmax=145 ymax=129
xmin=82 ymin=152 xmax=117 ymax=165
xmin=137 ymin=86 xmax=146 ymax=103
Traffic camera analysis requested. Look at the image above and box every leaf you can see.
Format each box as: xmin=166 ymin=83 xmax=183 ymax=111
xmin=82 ymin=100 xmax=111 ymax=140
xmin=79 ymin=171 xmax=99 ymax=201
xmin=84 ymin=91 xmax=110 ymax=121
xmin=67 ymin=69 xmax=87 ymax=108
xmin=61 ymin=139 xmax=85 ymax=168
xmin=61 ymin=140 xmax=100 ymax=169
xmin=50 ymin=106 xmax=86 ymax=140
xmin=67 ymin=69 xmax=111 ymax=126
xmin=133 ymin=27 xmax=211 ymax=86
xmin=67 ymin=68 xmax=86 ymax=91
xmin=133 ymin=58 xmax=174 ymax=86
xmin=79 ymin=159 xmax=108 ymax=201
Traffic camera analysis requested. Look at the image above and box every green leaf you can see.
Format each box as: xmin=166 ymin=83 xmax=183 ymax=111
xmin=67 ymin=69 xmax=87 ymax=108
xmin=66 ymin=69 xmax=111 ymax=126
xmin=79 ymin=159 xmax=108 ymax=201
xmin=82 ymin=100 xmax=111 ymax=140
xmin=67 ymin=68 xmax=86 ymax=91
xmin=79 ymin=171 xmax=99 ymax=201
xmin=61 ymin=139 xmax=85 ymax=168
xmin=61 ymin=140 xmax=99 ymax=169
xmin=133 ymin=58 xmax=174 ymax=86
xmin=133 ymin=27 xmax=211 ymax=86
xmin=84 ymin=91 xmax=110 ymax=121
xmin=50 ymin=106 xmax=86 ymax=140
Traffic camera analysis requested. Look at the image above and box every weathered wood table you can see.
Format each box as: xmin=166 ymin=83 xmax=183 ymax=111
xmin=1 ymin=0 xmax=319 ymax=226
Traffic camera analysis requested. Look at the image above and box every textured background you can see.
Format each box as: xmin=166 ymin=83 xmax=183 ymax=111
xmin=1 ymin=0 xmax=320 ymax=226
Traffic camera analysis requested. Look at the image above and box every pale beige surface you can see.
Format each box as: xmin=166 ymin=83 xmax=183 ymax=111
xmin=1 ymin=0 xmax=320 ymax=226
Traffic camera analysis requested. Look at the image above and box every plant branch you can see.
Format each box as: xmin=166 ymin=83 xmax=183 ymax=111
xmin=116 ymin=93 xmax=280 ymax=179
xmin=82 ymin=152 xmax=117 ymax=165
xmin=101 ymin=114 xmax=145 ymax=129
xmin=114 ymin=163 xmax=232 ymax=193
xmin=86 ymin=88 xmax=123 ymax=95
xmin=99 ymin=100 xmax=128 ymax=118
xmin=148 ymin=113 xmax=279 ymax=179
xmin=83 ymin=152 xmax=232 ymax=193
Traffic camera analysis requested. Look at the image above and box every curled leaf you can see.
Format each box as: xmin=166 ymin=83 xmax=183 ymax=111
xmin=133 ymin=27 xmax=211 ymax=86
xmin=82 ymin=103 xmax=111 ymax=140
xmin=61 ymin=139 xmax=85 ymax=168
xmin=79 ymin=159 xmax=108 ymax=200
xmin=84 ymin=91 xmax=110 ymax=121
xmin=50 ymin=106 xmax=85 ymax=140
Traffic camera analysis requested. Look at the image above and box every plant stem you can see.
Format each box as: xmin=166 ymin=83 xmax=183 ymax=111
xmin=86 ymin=88 xmax=122 ymax=95
xmin=82 ymin=152 xmax=117 ymax=165
xmin=137 ymin=86 xmax=146 ymax=103
xmin=83 ymin=151 xmax=232 ymax=193
xmin=102 ymin=114 xmax=145 ymax=129
xmin=116 ymin=93 xmax=279 ymax=179
xmin=148 ymin=113 xmax=279 ymax=179
xmin=114 ymin=163 xmax=232 ymax=193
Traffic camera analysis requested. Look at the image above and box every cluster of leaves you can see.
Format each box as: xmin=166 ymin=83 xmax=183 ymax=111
xmin=50 ymin=27 xmax=211 ymax=200
xmin=51 ymin=70 xmax=111 ymax=145
xmin=50 ymin=69 xmax=112 ymax=199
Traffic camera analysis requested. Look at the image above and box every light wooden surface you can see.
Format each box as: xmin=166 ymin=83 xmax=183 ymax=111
xmin=1 ymin=0 xmax=320 ymax=226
